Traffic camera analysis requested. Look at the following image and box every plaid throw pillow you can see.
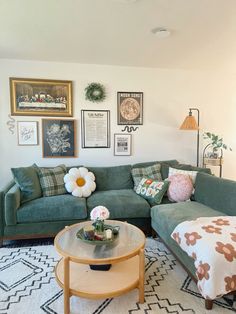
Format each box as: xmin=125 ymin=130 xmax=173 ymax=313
xmin=131 ymin=163 xmax=162 ymax=191
xmin=36 ymin=165 xmax=67 ymax=197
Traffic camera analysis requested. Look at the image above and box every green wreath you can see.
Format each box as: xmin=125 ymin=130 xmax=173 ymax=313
xmin=85 ymin=82 xmax=106 ymax=102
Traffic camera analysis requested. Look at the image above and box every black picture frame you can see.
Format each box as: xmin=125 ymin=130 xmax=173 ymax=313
xmin=81 ymin=110 xmax=110 ymax=148
xmin=42 ymin=119 xmax=76 ymax=158
xmin=117 ymin=92 xmax=143 ymax=125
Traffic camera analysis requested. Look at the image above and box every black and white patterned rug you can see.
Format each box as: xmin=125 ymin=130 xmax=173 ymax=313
xmin=0 ymin=238 xmax=235 ymax=314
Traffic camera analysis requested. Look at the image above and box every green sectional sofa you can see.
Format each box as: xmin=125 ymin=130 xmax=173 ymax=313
xmin=0 ymin=159 xmax=181 ymax=245
xmin=151 ymin=172 xmax=236 ymax=309
xmin=0 ymin=160 xmax=212 ymax=246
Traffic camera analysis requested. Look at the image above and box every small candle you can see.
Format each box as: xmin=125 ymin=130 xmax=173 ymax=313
xmin=106 ymin=229 xmax=112 ymax=240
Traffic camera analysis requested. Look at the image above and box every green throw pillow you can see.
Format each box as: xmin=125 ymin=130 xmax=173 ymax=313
xmin=36 ymin=164 xmax=67 ymax=197
xmin=11 ymin=165 xmax=42 ymax=203
xmin=131 ymin=163 xmax=162 ymax=191
xmin=136 ymin=177 xmax=169 ymax=206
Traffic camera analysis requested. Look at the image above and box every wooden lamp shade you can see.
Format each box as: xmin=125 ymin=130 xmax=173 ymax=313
xmin=180 ymin=108 xmax=200 ymax=166
xmin=180 ymin=115 xmax=199 ymax=130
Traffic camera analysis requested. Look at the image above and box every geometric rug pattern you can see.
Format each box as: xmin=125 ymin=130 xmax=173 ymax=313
xmin=0 ymin=238 xmax=235 ymax=314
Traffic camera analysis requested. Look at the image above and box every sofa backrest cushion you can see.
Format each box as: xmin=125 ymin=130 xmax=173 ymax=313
xmin=132 ymin=160 xmax=179 ymax=179
xmin=194 ymin=172 xmax=236 ymax=215
xmin=132 ymin=159 xmax=179 ymax=169
xmin=161 ymin=163 xmax=211 ymax=180
xmin=88 ymin=165 xmax=133 ymax=191
xmin=11 ymin=165 xmax=42 ymax=203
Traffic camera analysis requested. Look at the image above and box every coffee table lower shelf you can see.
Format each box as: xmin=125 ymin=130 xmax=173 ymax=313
xmin=55 ymin=255 xmax=142 ymax=301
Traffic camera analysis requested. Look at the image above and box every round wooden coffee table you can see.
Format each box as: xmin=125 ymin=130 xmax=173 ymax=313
xmin=54 ymin=220 xmax=146 ymax=314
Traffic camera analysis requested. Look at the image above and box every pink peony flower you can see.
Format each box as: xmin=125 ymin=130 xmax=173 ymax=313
xmin=90 ymin=206 xmax=110 ymax=221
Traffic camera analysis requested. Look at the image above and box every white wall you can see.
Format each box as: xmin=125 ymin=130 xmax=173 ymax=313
xmin=0 ymin=59 xmax=236 ymax=189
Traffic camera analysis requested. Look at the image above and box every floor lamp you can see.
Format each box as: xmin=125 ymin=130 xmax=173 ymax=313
xmin=179 ymin=108 xmax=200 ymax=167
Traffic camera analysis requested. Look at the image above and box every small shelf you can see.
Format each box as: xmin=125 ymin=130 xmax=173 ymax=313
xmin=203 ymin=157 xmax=223 ymax=166
xmin=203 ymin=157 xmax=223 ymax=177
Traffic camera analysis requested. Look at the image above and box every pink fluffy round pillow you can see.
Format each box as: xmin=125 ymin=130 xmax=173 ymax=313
xmin=167 ymin=174 xmax=193 ymax=202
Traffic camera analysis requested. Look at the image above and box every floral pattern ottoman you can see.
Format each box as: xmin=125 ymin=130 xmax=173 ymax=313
xmin=171 ymin=216 xmax=236 ymax=300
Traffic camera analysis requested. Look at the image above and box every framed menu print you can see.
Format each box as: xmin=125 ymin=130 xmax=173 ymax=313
xmin=81 ymin=110 xmax=110 ymax=148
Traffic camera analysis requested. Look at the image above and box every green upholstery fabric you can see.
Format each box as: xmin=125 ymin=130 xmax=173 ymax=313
xmin=4 ymin=220 xmax=84 ymax=237
xmin=194 ymin=172 xmax=236 ymax=215
xmin=160 ymin=196 xmax=173 ymax=204
xmin=88 ymin=165 xmax=133 ymax=191
xmin=132 ymin=160 xmax=179 ymax=180
xmin=151 ymin=201 xmax=226 ymax=278
xmin=151 ymin=201 xmax=225 ymax=234
xmin=5 ymin=184 xmax=21 ymax=226
xmin=152 ymin=218 xmax=197 ymax=278
xmin=17 ymin=195 xmax=87 ymax=223
xmin=3 ymin=218 xmax=151 ymax=238
xmin=132 ymin=159 xmax=179 ymax=169
xmin=161 ymin=163 xmax=211 ymax=180
xmin=87 ymin=189 xmax=150 ymax=218
xmin=0 ymin=181 xmax=15 ymax=236
xmin=11 ymin=165 xmax=42 ymax=203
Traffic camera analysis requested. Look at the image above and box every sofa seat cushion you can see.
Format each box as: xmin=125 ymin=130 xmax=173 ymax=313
xmin=87 ymin=189 xmax=150 ymax=219
xmin=151 ymin=201 xmax=226 ymax=278
xmin=16 ymin=195 xmax=87 ymax=223
xmin=151 ymin=201 xmax=225 ymax=237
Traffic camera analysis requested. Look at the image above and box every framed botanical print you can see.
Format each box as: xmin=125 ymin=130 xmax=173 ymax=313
xmin=81 ymin=110 xmax=110 ymax=148
xmin=117 ymin=92 xmax=143 ymax=125
xmin=17 ymin=121 xmax=38 ymax=146
xmin=42 ymin=119 xmax=76 ymax=157
xmin=114 ymin=133 xmax=132 ymax=156
xmin=10 ymin=78 xmax=73 ymax=116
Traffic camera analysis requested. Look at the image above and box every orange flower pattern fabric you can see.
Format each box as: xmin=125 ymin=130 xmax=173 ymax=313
xmin=196 ymin=262 xmax=210 ymax=280
xmin=225 ymin=275 xmax=236 ymax=292
xmin=212 ymin=218 xmax=230 ymax=226
xmin=172 ymin=232 xmax=181 ymax=244
xmin=202 ymin=225 xmax=222 ymax=234
xmin=230 ymin=233 xmax=236 ymax=242
xmin=171 ymin=216 xmax=236 ymax=300
xmin=185 ymin=232 xmax=202 ymax=245
xmin=215 ymin=242 xmax=236 ymax=262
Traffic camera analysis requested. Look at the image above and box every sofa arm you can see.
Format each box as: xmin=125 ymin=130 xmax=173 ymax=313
xmin=0 ymin=181 xmax=15 ymax=236
xmin=4 ymin=184 xmax=21 ymax=226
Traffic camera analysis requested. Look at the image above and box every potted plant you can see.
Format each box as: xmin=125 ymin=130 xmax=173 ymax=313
xmin=203 ymin=132 xmax=232 ymax=158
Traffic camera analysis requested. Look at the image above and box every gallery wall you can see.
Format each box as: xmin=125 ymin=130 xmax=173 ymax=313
xmin=0 ymin=59 xmax=236 ymax=189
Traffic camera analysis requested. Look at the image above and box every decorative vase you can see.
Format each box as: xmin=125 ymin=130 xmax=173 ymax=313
xmin=94 ymin=219 xmax=105 ymax=233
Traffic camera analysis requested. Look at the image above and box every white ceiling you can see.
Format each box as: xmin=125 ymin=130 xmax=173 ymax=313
xmin=1 ymin=0 xmax=236 ymax=72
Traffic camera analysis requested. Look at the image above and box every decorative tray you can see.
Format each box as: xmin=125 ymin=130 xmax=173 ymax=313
xmin=76 ymin=225 xmax=120 ymax=246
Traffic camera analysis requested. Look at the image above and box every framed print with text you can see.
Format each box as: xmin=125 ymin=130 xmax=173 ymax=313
xmin=114 ymin=133 xmax=132 ymax=156
xmin=42 ymin=119 xmax=76 ymax=157
xmin=17 ymin=121 xmax=38 ymax=146
xmin=81 ymin=110 xmax=110 ymax=148
xmin=117 ymin=92 xmax=143 ymax=125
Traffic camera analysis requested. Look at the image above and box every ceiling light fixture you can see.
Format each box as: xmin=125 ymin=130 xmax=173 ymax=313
xmin=113 ymin=0 xmax=137 ymax=3
xmin=152 ymin=27 xmax=171 ymax=38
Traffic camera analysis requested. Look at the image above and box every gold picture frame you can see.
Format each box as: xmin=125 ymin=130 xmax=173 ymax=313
xmin=10 ymin=77 xmax=73 ymax=117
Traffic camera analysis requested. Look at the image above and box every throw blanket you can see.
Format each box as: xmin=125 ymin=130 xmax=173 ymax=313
xmin=171 ymin=216 xmax=236 ymax=300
